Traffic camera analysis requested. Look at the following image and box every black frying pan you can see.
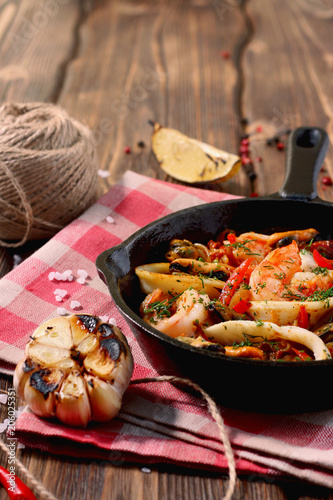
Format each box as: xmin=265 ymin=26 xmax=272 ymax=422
xmin=96 ymin=127 xmax=332 ymax=413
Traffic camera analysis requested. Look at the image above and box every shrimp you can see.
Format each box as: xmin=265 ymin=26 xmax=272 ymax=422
xmin=207 ymin=232 xmax=271 ymax=266
xmin=211 ymin=228 xmax=318 ymax=267
xmin=249 ymin=241 xmax=302 ymax=301
xmin=229 ymin=232 xmax=271 ymax=266
xmin=249 ymin=240 xmax=333 ymax=301
xmin=141 ymin=288 xmax=211 ymax=338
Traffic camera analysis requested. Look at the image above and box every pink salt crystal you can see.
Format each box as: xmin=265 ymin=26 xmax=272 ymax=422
xmin=0 ymin=394 xmax=7 ymax=404
xmin=48 ymin=272 xmax=56 ymax=281
xmin=98 ymin=169 xmax=110 ymax=178
xmin=70 ymin=300 xmax=81 ymax=310
xmin=53 ymin=270 xmax=71 ymax=281
xmin=63 ymin=270 xmax=73 ymax=281
xmin=77 ymin=269 xmax=88 ymax=278
xmin=54 ymin=289 xmax=67 ymax=298
xmin=108 ymin=317 xmax=117 ymax=326
xmin=99 ymin=315 xmax=109 ymax=323
xmin=57 ymin=307 xmax=68 ymax=316
xmin=77 ymin=270 xmax=88 ymax=284
xmin=0 ymin=419 xmax=9 ymax=433
xmin=106 ymin=216 xmax=115 ymax=224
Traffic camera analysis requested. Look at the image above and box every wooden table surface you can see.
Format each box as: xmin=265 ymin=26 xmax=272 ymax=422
xmin=1 ymin=0 xmax=333 ymax=498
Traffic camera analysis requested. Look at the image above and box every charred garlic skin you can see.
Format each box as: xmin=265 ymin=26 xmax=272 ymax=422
xmin=14 ymin=314 xmax=134 ymax=427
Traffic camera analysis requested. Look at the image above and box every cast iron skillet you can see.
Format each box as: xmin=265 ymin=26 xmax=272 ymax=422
xmin=96 ymin=127 xmax=332 ymax=413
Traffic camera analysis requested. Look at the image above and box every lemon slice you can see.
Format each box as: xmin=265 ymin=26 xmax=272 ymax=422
xmin=151 ymin=122 xmax=241 ymax=184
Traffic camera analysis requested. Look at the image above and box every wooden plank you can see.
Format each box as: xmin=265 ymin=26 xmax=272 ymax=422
xmin=242 ymin=0 xmax=333 ymax=201
xmin=1 ymin=378 xmax=333 ymax=499
xmin=0 ymin=0 xmax=84 ymax=102
xmin=0 ymin=248 xmax=12 ymax=278
xmin=57 ymin=0 xmax=253 ymax=195
xmin=0 ymin=2 xmax=333 ymax=499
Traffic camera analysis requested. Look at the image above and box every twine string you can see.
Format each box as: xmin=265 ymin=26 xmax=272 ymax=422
xmin=0 ymin=160 xmax=33 ymax=248
xmin=0 ymin=376 xmax=237 ymax=499
xmin=130 ymin=375 xmax=237 ymax=500
xmin=0 ymin=102 xmax=100 ymax=247
xmin=0 ymin=438 xmax=58 ymax=500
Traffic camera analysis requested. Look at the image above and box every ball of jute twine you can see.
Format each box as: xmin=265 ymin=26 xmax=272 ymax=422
xmin=0 ymin=377 xmax=237 ymax=500
xmin=0 ymin=102 xmax=100 ymax=248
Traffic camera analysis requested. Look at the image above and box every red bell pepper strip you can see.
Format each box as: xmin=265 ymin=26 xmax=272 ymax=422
xmin=233 ymin=299 xmax=252 ymax=314
xmin=292 ymin=348 xmax=312 ymax=361
xmin=199 ymin=329 xmax=211 ymax=342
xmin=310 ymin=240 xmax=333 ymax=259
xmin=313 ymin=249 xmax=333 ymax=270
xmin=296 ymin=304 xmax=309 ymax=330
xmin=0 ymin=465 xmax=37 ymax=500
xmin=219 ymin=258 xmax=253 ymax=306
xmin=227 ymin=233 xmax=236 ymax=244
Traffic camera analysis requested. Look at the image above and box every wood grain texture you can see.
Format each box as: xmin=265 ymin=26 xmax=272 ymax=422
xmin=0 ymin=0 xmax=84 ymax=102
xmin=242 ymin=0 xmax=333 ymax=199
xmin=1 ymin=1 xmax=333 ymax=499
xmin=57 ymin=0 xmax=252 ymax=195
xmin=0 ymin=380 xmax=333 ymax=499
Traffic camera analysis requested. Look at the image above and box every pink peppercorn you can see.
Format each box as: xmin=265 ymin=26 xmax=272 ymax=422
xmin=124 ymin=146 xmax=131 ymax=154
xmin=277 ymin=142 xmax=284 ymax=151
xmin=239 ymin=144 xmax=249 ymax=154
xmin=256 ymin=126 xmax=263 ymax=133
xmin=322 ymin=176 xmax=333 ymax=186
xmin=221 ymin=50 xmax=231 ymax=59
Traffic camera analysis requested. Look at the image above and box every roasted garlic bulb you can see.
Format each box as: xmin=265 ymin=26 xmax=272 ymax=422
xmin=14 ymin=314 xmax=134 ymax=427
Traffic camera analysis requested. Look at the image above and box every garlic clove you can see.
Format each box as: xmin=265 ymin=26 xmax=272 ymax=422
xmin=69 ymin=314 xmax=100 ymax=346
xmin=28 ymin=343 xmax=72 ymax=367
xmin=53 ymin=357 xmax=81 ymax=373
xmin=75 ymin=334 xmax=99 ymax=359
xmin=13 ymin=358 xmax=38 ymax=399
xmin=32 ymin=317 xmax=74 ymax=350
xmin=83 ymin=342 xmax=116 ymax=381
xmin=84 ymin=323 xmax=131 ymax=381
xmin=24 ymin=368 xmax=65 ymax=417
xmin=56 ymin=371 xmax=92 ymax=427
xmin=84 ymin=374 xmax=121 ymax=422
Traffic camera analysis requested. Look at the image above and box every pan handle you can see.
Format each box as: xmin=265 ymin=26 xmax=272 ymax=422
xmin=277 ymin=127 xmax=329 ymax=201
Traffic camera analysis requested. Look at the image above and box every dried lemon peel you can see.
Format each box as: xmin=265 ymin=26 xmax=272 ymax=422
xmin=150 ymin=122 xmax=241 ymax=184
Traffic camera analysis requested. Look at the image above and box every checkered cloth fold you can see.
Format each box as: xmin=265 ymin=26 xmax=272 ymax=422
xmin=1 ymin=171 xmax=333 ymax=488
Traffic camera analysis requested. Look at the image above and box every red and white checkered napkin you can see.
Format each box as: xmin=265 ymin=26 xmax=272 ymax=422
xmin=1 ymin=171 xmax=333 ymax=488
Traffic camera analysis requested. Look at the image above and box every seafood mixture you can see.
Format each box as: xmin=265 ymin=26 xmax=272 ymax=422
xmin=135 ymin=228 xmax=333 ymax=362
